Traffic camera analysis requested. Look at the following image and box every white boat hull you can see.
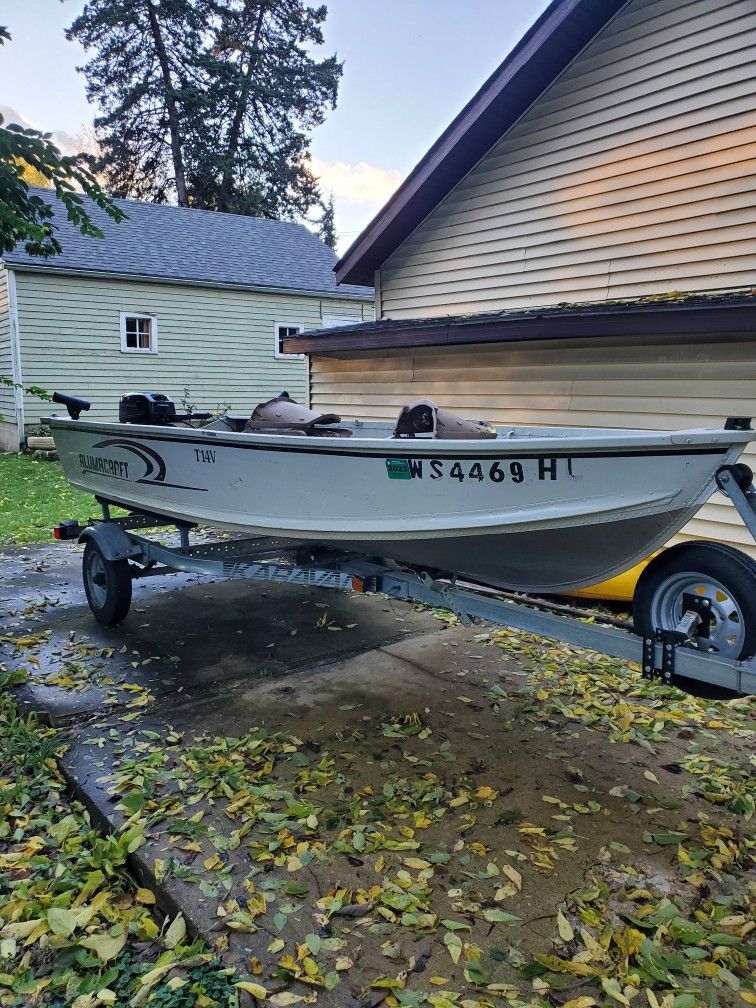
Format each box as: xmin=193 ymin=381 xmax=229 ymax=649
xmin=49 ymin=418 xmax=753 ymax=592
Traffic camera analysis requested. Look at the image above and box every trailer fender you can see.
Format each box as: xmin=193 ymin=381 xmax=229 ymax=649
xmin=79 ymin=524 xmax=142 ymax=562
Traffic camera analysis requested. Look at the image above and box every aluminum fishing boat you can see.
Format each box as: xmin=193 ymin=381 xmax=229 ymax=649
xmin=47 ymin=392 xmax=756 ymax=593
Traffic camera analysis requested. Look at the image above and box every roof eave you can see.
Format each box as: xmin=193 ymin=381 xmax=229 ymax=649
xmin=334 ymin=0 xmax=629 ymax=287
xmin=282 ymin=297 xmax=756 ymax=354
xmin=3 ymin=261 xmax=373 ymax=301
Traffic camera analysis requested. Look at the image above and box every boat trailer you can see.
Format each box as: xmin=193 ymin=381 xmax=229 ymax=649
xmin=54 ymin=470 xmax=756 ymax=696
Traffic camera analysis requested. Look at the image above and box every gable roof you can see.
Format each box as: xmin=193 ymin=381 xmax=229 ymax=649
xmin=335 ymin=0 xmax=629 ymax=286
xmin=4 ymin=188 xmax=373 ymax=300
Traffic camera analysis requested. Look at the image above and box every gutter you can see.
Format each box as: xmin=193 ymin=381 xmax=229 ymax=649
xmin=2 ymin=262 xmax=373 ymax=303
xmin=282 ymin=297 xmax=756 ymax=354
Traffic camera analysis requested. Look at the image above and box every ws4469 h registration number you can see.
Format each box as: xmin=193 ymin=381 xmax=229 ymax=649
xmin=385 ymin=457 xmax=575 ymax=483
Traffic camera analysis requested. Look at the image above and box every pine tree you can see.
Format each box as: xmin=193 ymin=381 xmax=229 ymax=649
xmin=68 ymin=0 xmax=342 ymax=221
xmin=67 ymin=0 xmax=210 ymax=205
xmin=316 ymin=193 xmax=337 ymax=250
xmin=188 ymin=0 xmax=342 ymax=219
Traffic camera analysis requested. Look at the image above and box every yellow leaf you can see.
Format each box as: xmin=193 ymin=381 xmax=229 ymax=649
xmin=557 ymin=910 xmax=574 ymax=942
xmin=643 ymin=771 xmax=659 ymax=784
xmin=236 ymin=981 xmax=268 ymax=999
xmin=163 ymin=913 xmax=186 ymax=949
xmin=79 ymin=932 xmax=127 ymax=963
xmin=474 ymin=786 xmax=498 ymax=801
xmin=135 ymin=888 xmax=156 ymax=905
xmin=402 ymin=857 xmax=431 ymax=870
xmin=429 ymin=977 xmax=449 ymax=985
xmin=601 ymin=977 xmax=630 ymax=1007
xmin=501 ymin=864 xmax=522 ymax=890
xmin=562 ymin=1000 xmax=597 ymax=1008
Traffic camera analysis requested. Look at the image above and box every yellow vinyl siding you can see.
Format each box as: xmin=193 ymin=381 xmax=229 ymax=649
xmin=310 ymin=336 xmax=756 ymax=561
xmin=14 ymin=271 xmax=372 ymax=426
xmin=379 ymin=0 xmax=756 ymax=317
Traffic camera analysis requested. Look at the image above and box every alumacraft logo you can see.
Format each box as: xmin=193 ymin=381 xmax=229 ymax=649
xmin=79 ymin=438 xmax=208 ymax=491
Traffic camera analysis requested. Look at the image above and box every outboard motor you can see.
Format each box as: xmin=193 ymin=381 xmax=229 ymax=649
xmin=119 ymin=392 xmax=177 ymax=425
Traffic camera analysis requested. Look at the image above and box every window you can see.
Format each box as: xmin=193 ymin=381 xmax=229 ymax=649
xmin=120 ymin=312 xmax=158 ymax=353
xmin=274 ymin=322 xmax=304 ymax=360
xmin=321 ymin=315 xmax=363 ymax=328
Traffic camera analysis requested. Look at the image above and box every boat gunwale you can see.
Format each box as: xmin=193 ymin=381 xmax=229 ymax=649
xmin=46 ymin=416 xmax=755 ymax=458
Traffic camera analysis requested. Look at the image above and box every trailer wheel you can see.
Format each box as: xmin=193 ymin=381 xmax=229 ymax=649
xmin=83 ymin=539 xmax=132 ymax=625
xmin=633 ymin=542 xmax=756 ymax=661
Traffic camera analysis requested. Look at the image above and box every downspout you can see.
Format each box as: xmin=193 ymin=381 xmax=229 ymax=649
xmin=6 ymin=268 xmax=24 ymax=449
xmin=374 ymin=268 xmax=382 ymax=319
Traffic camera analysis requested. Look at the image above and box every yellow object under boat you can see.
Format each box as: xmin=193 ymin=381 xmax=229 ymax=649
xmin=568 ymin=556 xmax=656 ymax=602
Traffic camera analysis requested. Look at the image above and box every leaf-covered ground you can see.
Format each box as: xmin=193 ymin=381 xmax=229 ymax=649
xmin=0 ymin=668 xmax=244 ymax=1006
xmin=2 ymin=610 xmax=754 ymax=1008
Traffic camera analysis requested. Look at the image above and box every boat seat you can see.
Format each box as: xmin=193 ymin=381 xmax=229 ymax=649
xmin=245 ymin=391 xmax=352 ymax=437
xmin=201 ymin=415 xmax=251 ymax=433
xmin=393 ymin=399 xmax=497 ymax=439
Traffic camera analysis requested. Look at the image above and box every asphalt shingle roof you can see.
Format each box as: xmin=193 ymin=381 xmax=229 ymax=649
xmin=3 ymin=188 xmax=373 ymax=299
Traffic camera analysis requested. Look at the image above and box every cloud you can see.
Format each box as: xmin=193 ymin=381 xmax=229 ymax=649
xmin=0 ymin=104 xmax=33 ymax=129
xmin=0 ymin=104 xmax=83 ymax=156
xmin=308 ymin=156 xmax=402 ymax=206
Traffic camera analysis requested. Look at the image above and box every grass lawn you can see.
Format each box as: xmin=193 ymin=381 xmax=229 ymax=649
xmin=0 ymin=453 xmax=99 ymax=545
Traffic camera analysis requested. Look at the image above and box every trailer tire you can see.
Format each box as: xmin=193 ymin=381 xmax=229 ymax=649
xmin=633 ymin=542 xmax=756 ymax=661
xmin=83 ymin=539 xmax=132 ymax=625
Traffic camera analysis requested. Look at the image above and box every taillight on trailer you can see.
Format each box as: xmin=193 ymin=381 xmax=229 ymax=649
xmin=53 ymin=520 xmax=83 ymax=541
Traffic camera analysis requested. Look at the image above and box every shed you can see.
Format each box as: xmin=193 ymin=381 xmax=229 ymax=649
xmin=0 ymin=190 xmax=373 ymax=450
xmin=287 ymin=0 xmax=756 ymax=561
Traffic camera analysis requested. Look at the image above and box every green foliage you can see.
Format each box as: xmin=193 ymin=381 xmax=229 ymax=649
xmin=0 ymin=27 xmax=124 ymax=258
xmin=0 ymin=375 xmax=51 ymax=401
xmin=68 ymin=0 xmax=342 ymax=219
xmin=316 ymin=193 xmax=337 ymax=250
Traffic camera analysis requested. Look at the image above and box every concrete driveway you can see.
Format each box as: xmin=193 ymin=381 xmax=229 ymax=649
xmin=1 ymin=541 xmax=753 ymax=1006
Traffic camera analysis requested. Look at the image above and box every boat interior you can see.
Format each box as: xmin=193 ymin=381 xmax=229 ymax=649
xmin=201 ymin=391 xmax=499 ymax=440
xmin=52 ymin=389 xmax=736 ymax=444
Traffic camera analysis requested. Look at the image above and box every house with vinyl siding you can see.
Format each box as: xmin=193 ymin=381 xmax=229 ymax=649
xmin=286 ymin=0 xmax=756 ymax=563
xmin=0 ymin=190 xmax=373 ymax=451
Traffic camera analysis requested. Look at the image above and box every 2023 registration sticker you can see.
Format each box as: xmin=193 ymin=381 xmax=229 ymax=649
xmin=385 ymin=457 xmax=575 ymax=482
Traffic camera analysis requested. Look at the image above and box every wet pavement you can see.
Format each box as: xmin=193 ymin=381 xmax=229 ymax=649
xmin=2 ymin=541 xmax=753 ymax=1006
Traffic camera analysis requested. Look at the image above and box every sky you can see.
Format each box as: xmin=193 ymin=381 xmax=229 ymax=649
xmin=0 ymin=0 xmax=551 ymax=253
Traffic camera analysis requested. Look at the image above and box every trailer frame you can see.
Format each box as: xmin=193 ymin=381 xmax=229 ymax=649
xmin=56 ymin=488 xmax=756 ymax=697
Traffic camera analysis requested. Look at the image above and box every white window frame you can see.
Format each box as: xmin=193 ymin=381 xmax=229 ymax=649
xmin=274 ymin=321 xmax=304 ymax=360
xmin=321 ymin=314 xmax=363 ymax=329
xmin=120 ymin=312 xmax=158 ymax=354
